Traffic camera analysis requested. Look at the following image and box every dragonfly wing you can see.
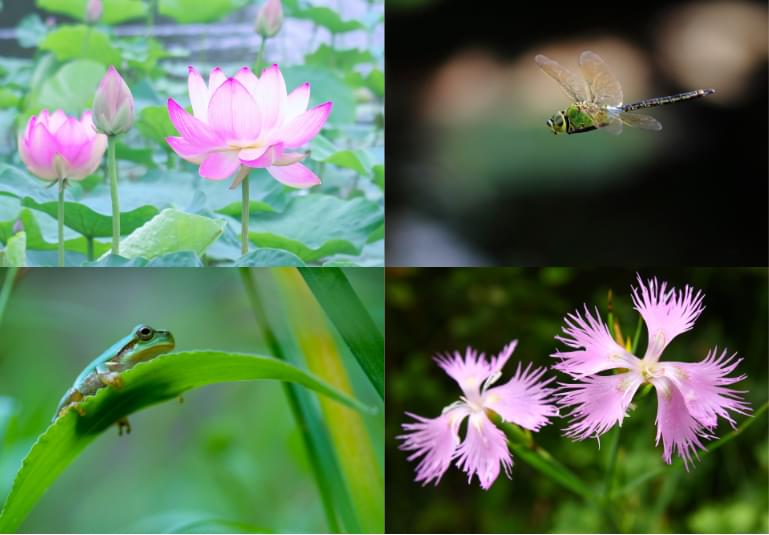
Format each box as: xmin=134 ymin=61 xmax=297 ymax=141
xmin=619 ymin=111 xmax=663 ymax=131
xmin=600 ymin=118 xmax=624 ymax=135
xmin=535 ymin=54 xmax=589 ymax=103
xmin=579 ymin=50 xmax=623 ymax=107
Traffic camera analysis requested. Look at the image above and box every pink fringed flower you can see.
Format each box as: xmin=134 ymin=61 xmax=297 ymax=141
xmin=553 ymin=275 xmax=751 ymax=469
xmin=18 ymin=109 xmax=107 ymax=181
xmin=165 ymin=64 xmax=332 ymax=188
xmin=398 ymin=341 xmax=558 ymax=489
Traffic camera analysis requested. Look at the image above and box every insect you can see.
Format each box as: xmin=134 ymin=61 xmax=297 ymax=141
xmin=535 ymin=50 xmax=714 ymax=135
xmin=53 ymin=324 xmax=175 ymax=435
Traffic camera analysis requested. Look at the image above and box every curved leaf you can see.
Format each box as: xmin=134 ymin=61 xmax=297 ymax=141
xmin=115 ymin=209 xmax=225 ymax=260
xmin=235 ymin=249 xmax=306 ymax=267
xmin=248 ymin=195 xmax=382 ymax=262
xmin=0 ymin=351 xmax=371 ymax=533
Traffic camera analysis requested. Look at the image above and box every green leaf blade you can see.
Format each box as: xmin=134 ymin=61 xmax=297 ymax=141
xmin=0 ymin=351 xmax=369 ymax=533
xmin=299 ymin=268 xmax=384 ymax=399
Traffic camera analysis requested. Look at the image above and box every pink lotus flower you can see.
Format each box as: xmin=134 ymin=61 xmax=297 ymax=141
xmin=93 ymin=66 xmax=134 ymax=136
xmin=85 ymin=0 xmax=102 ymax=23
xmin=18 ymin=109 xmax=107 ymax=181
xmin=166 ymin=64 xmax=332 ymax=188
xmin=255 ymin=0 xmax=283 ymax=38
xmin=553 ymin=275 xmax=751 ymax=469
xmin=398 ymin=341 xmax=558 ymax=489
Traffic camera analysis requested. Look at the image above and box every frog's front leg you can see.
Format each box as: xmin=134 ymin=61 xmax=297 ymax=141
xmin=95 ymin=363 xmax=124 ymax=389
xmin=57 ymin=388 xmax=87 ymax=419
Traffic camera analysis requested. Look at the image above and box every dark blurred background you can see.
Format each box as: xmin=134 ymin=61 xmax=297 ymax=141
xmin=385 ymin=268 xmax=768 ymax=533
xmin=385 ymin=0 xmax=768 ymax=266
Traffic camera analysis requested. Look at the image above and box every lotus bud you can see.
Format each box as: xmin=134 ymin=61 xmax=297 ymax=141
xmin=12 ymin=220 xmax=24 ymax=235
xmin=255 ymin=0 xmax=283 ymax=38
xmin=93 ymin=66 xmax=134 ymax=136
xmin=85 ymin=0 xmax=102 ymax=23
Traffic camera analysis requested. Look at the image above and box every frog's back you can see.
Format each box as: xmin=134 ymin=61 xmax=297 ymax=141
xmin=71 ymin=336 xmax=129 ymax=388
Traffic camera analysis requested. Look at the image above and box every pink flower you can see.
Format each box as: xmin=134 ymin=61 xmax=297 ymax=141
xmin=85 ymin=0 xmax=102 ymax=23
xmin=165 ymin=64 xmax=332 ymax=188
xmin=18 ymin=109 xmax=107 ymax=181
xmin=553 ymin=275 xmax=751 ymax=469
xmin=93 ymin=66 xmax=134 ymax=136
xmin=398 ymin=341 xmax=558 ymax=489
xmin=255 ymin=0 xmax=283 ymax=38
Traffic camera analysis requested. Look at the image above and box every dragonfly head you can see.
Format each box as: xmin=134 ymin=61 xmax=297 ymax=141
xmin=546 ymin=111 xmax=568 ymax=135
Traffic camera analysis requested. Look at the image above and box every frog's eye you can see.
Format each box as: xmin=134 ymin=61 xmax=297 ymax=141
xmin=137 ymin=326 xmax=154 ymax=341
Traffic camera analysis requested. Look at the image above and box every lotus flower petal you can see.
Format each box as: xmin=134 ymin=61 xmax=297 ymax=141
xmin=188 ymin=66 xmax=210 ymax=121
xmin=267 ymin=162 xmax=320 ymax=188
xmin=280 ymin=101 xmax=332 ymax=148
xmin=200 ymin=150 xmax=240 ymax=180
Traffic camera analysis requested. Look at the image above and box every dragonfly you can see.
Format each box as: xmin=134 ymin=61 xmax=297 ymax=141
xmin=535 ymin=50 xmax=714 ymax=135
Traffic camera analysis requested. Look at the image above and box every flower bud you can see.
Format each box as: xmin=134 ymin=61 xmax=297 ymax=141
xmin=255 ymin=0 xmax=283 ymax=38
xmin=85 ymin=0 xmax=102 ymax=23
xmin=12 ymin=219 xmax=24 ymax=235
xmin=93 ymin=66 xmax=134 ymax=136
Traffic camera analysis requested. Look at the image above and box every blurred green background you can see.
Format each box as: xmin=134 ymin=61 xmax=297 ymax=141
xmin=385 ymin=268 xmax=768 ymax=533
xmin=0 ymin=267 xmax=383 ymax=533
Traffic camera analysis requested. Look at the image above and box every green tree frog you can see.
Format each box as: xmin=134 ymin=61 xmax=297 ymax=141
xmin=54 ymin=324 xmax=175 ymax=434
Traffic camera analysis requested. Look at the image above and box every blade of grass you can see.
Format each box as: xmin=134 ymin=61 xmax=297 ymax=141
xmin=0 ymin=350 xmax=368 ymax=533
xmin=240 ymin=268 xmax=357 ymax=533
xmin=272 ymin=269 xmax=384 ymax=533
xmin=299 ymin=268 xmax=384 ymax=400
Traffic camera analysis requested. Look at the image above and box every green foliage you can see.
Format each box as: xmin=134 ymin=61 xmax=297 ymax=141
xmin=0 ymin=351 xmax=369 ymax=533
xmin=248 ymin=195 xmax=381 ymax=262
xmin=37 ymin=0 xmax=148 ymax=24
xmin=0 ymin=232 xmax=25 ymax=267
xmin=116 ymin=209 xmax=225 ymax=260
xmin=294 ymin=6 xmax=364 ymax=33
xmin=24 ymin=59 xmax=105 ymax=115
xmin=136 ymin=105 xmax=178 ymax=145
xmin=158 ymin=0 xmax=247 ymax=23
xmin=300 ymin=268 xmax=384 ymax=399
xmin=39 ymin=26 xmax=121 ymax=66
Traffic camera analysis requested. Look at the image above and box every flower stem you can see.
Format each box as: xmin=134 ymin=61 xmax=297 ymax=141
xmin=603 ymin=425 xmax=622 ymax=501
xmin=107 ymin=137 xmax=120 ymax=256
xmin=57 ymin=178 xmax=65 ymax=267
xmin=255 ymin=37 xmax=267 ymax=72
xmin=241 ymin=170 xmax=250 ymax=255
xmin=86 ymin=236 xmax=94 ymax=261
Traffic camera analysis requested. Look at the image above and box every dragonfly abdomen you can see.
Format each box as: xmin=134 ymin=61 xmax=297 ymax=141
xmin=622 ymin=89 xmax=715 ymax=112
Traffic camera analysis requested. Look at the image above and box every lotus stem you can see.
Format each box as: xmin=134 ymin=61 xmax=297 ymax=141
xmin=57 ymin=178 xmax=65 ymax=267
xmin=240 ymin=167 xmax=250 ymax=255
xmin=107 ymin=137 xmax=120 ymax=255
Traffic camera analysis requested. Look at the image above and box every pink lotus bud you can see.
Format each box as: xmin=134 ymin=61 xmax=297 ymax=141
xmin=85 ymin=0 xmax=102 ymax=23
xmin=255 ymin=0 xmax=283 ymax=38
xmin=18 ymin=110 xmax=107 ymax=181
xmin=12 ymin=220 xmax=24 ymax=234
xmin=93 ymin=66 xmax=134 ymax=135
